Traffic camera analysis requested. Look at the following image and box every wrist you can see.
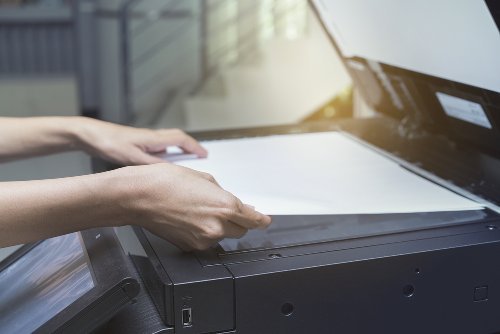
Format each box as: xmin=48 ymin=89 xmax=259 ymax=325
xmin=63 ymin=116 xmax=100 ymax=151
xmin=100 ymin=166 xmax=150 ymax=227
xmin=27 ymin=116 xmax=84 ymax=150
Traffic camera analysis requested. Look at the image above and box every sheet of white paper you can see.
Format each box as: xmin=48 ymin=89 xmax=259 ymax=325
xmin=163 ymin=132 xmax=483 ymax=215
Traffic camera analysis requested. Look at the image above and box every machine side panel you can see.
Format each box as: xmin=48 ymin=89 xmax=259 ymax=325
xmin=230 ymin=234 xmax=500 ymax=333
xmin=173 ymin=279 xmax=234 ymax=334
xmin=138 ymin=229 xmax=235 ymax=333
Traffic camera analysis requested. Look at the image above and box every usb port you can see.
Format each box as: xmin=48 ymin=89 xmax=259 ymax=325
xmin=182 ymin=308 xmax=192 ymax=327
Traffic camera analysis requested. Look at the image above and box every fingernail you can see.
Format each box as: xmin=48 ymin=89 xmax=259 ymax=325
xmin=244 ymin=204 xmax=255 ymax=210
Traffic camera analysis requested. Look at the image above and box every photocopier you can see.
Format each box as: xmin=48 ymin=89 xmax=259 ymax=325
xmin=4 ymin=1 xmax=495 ymax=333
xmin=123 ymin=1 xmax=500 ymax=333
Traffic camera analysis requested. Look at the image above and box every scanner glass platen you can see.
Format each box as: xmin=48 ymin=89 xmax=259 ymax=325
xmin=219 ymin=210 xmax=488 ymax=252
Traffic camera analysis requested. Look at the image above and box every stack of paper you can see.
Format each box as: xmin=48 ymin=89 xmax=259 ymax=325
xmin=165 ymin=132 xmax=482 ymax=215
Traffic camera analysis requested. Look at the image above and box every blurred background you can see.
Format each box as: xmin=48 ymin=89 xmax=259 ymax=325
xmin=0 ymin=0 xmax=356 ymax=182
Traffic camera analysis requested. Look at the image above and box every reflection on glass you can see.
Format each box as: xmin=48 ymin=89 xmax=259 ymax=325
xmin=219 ymin=210 xmax=487 ymax=252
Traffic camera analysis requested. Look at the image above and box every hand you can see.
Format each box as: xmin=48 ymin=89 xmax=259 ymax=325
xmin=75 ymin=117 xmax=207 ymax=165
xmin=119 ymin=163 xmax=272 ymax=251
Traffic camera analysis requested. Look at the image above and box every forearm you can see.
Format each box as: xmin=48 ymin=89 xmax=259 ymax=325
xmin=0 ymin=163 xmax=272 ymax=251
xmin=0 ymin=116 xmax=207 ymax=165
xmin=0 ymin=116 xmax=86 ymax=162
xmin=0 ymin=169 xmax=134 ymax=247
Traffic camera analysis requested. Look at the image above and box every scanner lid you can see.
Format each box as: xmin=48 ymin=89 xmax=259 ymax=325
xmin=312 ymin=0 xmax=500 ymax=156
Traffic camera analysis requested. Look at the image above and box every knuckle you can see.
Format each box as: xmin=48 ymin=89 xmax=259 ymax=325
xmin=201 ymin=223 xmax=225 ymax=240
xmin=224 ymin=194 xmax=240 ymax=210
xmin=200 ymin=172 xmax=216 ymax=182
xmin=214 ymin=208 xmax=230 ymax=221
xmin=213 ymin=192 xmax=244 ymax=220
xmin=234 ymin=198 xmax=243 ymax=211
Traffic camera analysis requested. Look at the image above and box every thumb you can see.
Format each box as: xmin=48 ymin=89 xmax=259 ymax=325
xmin=127 ymin=147 xmax=167 ymax=165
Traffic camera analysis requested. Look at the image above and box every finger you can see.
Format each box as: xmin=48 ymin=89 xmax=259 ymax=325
xmin=145 ymin=130 xmax=208 ymax=158
xmin=128 ymin=147 xmax=167 ymax=165
xmin=196 ymin=171 xmax=221 ymax=186
xmin=220 ymin=221 xmax=248 ymax=239
xmin=171 ymin=132 xmax=208 ymax=158
xmin=227 ymin=200 xmax=272 ymax=230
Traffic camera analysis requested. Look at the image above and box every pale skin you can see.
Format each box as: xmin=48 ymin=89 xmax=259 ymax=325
xmin=0 ymin=116 xmax=271 ymax=250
